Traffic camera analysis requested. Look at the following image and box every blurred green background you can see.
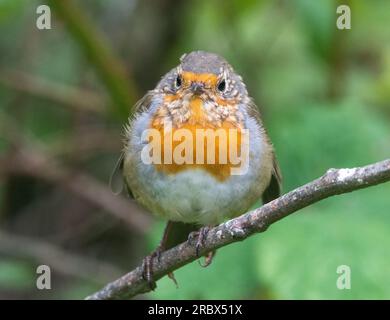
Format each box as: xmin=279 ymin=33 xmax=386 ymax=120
xmin=0 ymin=0 xmax=389 ymax=299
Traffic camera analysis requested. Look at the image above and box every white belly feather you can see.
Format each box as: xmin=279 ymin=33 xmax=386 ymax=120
xmin=123 ymin=111 xmax=273 ymax=225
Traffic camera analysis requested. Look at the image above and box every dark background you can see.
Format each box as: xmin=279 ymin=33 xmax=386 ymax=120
xmin=0 ymin=0 xmax=389 ymax=299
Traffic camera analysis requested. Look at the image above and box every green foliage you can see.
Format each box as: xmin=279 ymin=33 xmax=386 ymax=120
xmin=293 ymin=0 xmax=336 ymax=60
xmin=255 ymin=204 xmax=390 ymax=299
xmin=272 ymin=100 xmax=390 ymax=191
xmin=0 ymin=0 xmax=29 ymax=22
xmin=59 ymin=282 xmax=101 ymax=300
xmin=253 ymin=99 xmax=390 ymax=299
xmin=0 ymin=259 xmax=35 ymax=290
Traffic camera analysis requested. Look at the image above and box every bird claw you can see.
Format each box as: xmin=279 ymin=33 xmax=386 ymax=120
xmin=196 ymin=226 xmax=211 ymax=256
xmin=168 ymin=272 xmax=179 ymax=288
xmin=188 ymin=226 xmax=215 ymax=267
xmin=141 ymin=247 xmax=163 ymax=290
xmin=198 ymin=250 xmax=215 ymax=268
xmin=142 ymin=247 xmax=179 ymax=290
xmin=188 ymin=226 xmax=210 ymax=256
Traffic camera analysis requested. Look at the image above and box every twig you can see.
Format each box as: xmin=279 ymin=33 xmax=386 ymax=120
xmin=0 ymin=113 xmax=151 ymax=234
xmin=86 ymin=159 xmax=390 ymax=299
xmin=0 ymin=69 xmax=106 ymax=114
xmin=49 ymin=127 xmax=121 ymax=158
xmin=0 ymin=230 xmax=124 ymax=284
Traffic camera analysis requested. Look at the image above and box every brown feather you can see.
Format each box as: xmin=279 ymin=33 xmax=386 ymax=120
xmin=246 ymin=98 xmax=282 ymax=203
xmin=262 ymin=155 xmax=282 ymax=203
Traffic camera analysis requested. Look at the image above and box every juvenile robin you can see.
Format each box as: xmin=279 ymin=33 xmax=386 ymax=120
xmin=112 ymin=51 xmax=281 ymax=288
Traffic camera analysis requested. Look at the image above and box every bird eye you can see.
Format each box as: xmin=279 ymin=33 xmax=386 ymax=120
xmin=217 ymin=79 xmax=226 ymax=92
xmin=175 ymin=75 xmax=182 ymax=88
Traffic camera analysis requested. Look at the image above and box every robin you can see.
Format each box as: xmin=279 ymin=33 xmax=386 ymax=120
xmin=111 ymin=51 xmax=281 ymax=288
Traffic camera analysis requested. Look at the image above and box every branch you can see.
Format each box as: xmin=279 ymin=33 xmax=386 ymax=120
xmin=86 ymin=159 xmax=390 ymax=300
xmin=0 ymin=113 xmax=151 ymax=234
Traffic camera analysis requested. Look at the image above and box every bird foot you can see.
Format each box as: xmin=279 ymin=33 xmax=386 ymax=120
xmin=188 ymin=226 xmax=215 ymax=267
xmin=141 ymin=247 xmax=162 ymax=290
xmin=142 ymin=246 xmax=179 ymax=290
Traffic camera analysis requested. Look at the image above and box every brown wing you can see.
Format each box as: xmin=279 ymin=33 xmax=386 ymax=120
xmin=109 ymin=152 xmax=126 ymax=195
xmin=262 ymin=155 xmax=282 ymax=204
xmin=109 ymin=92 xmax=155 ymax=198
xmin=246 ymin=99 xmax=282 ymax=204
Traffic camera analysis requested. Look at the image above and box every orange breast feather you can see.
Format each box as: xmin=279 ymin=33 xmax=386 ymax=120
xmin=149 ymin=97 xmax=243 ymax=181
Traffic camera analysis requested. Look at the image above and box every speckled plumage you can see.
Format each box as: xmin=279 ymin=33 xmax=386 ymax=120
xmin=119 ymin=51 xmax=281 ymax=225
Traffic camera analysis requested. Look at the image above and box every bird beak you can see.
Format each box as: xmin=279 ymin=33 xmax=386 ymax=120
xmin=190 ymin=82 xmax=205 ymax=95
